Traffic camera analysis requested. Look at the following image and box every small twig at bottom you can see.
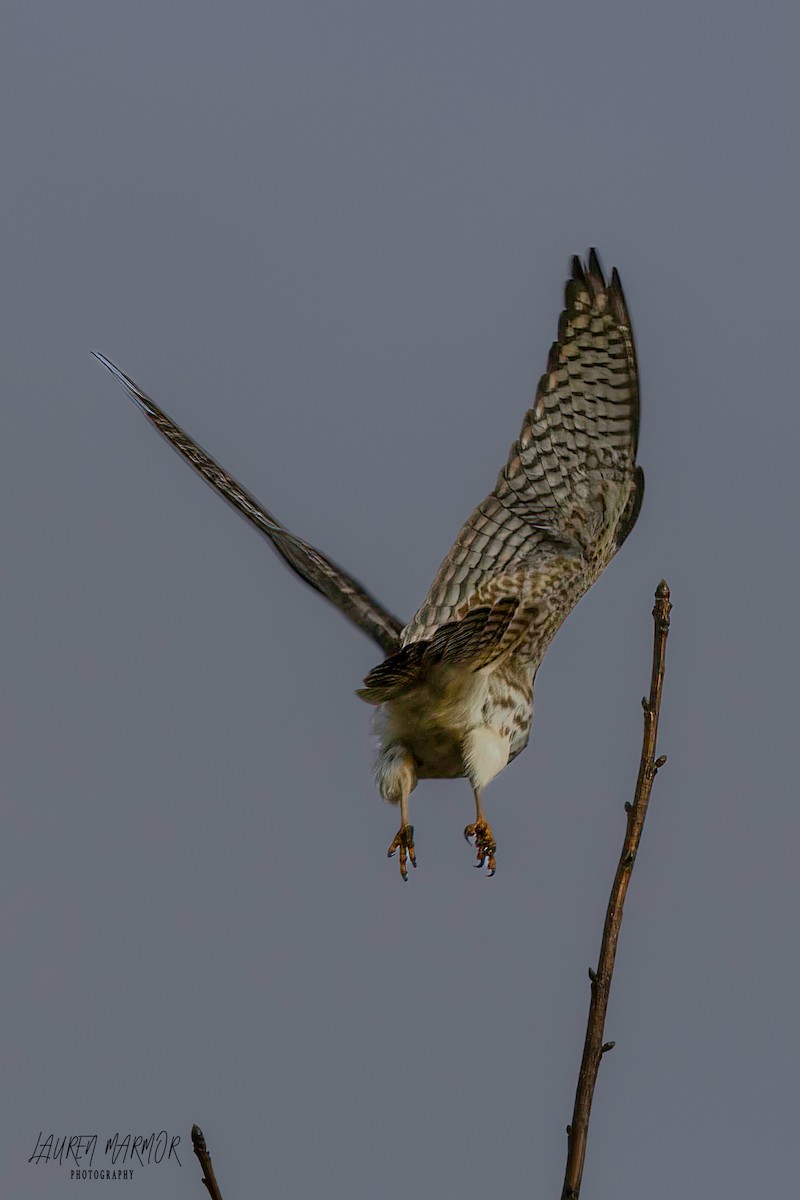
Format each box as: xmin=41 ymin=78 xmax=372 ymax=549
xmin=192 ymin=1125 xmax=225 ymax=1200
xmin=561 ymin=581 xmax=673 ymax=1200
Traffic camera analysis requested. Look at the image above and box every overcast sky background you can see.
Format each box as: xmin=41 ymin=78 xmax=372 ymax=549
xmin=4 ymin=3 xmax=796 ymax=1197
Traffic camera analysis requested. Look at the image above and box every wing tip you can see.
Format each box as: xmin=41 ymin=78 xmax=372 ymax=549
xmin=571 ymin=254 xmax=586 ymax=285
xmin=566 ymin=250 xmax=632 ymax=327
xmin=586 ymin=246 xmax=606 ymax=289
xmin=567 ymin=248 xmax=606 ymax=305
xmin=608 ymin=265 xmax=631 ymax=326
xmin=92 ymin=351 xmax=157 ymax=416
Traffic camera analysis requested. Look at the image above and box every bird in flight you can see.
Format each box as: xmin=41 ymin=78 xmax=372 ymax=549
xmin=94 ymin=250 xmax=642 ymax=881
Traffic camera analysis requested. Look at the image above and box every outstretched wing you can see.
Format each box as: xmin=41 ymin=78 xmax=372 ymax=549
xmin=93 ymin=354 xmax=403 ymax=654
xmin=359 ymin=250 xmax=642 ymax=700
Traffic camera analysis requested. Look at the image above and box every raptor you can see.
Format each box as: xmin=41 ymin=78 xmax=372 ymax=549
xmin=95 ymin=250 xmax=642 ymax=880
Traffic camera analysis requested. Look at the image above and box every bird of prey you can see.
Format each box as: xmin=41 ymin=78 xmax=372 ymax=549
xmin=94 ymin=249 xmax=642 ymax=880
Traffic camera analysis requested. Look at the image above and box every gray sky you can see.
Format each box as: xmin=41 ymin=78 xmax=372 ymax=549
xmin=4 ymin=3 xmax=796 ymax=1197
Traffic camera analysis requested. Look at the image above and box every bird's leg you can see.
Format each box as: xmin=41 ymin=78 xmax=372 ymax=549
xmin=377 ymin=745 xmax=418 ymax=881
xmin=464 ymin=789 xmax=497 ymax=876
xmin=461 ymin=727 xmax=507 ymax=876
xmin=387 ymin=789 xmax=416 ymax=882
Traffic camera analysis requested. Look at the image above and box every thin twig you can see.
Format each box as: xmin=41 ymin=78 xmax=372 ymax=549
xmin=561 ymin=581 xmax=672 ymax=1200
xmin=192 ymin=1125 xmax=225 ymax=1200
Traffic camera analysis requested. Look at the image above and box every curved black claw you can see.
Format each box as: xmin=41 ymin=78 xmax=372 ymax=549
xmin=464 ymin=819 xmax=497 ymax=876
xmin=387 ymin=823 xmax=417 ymax=881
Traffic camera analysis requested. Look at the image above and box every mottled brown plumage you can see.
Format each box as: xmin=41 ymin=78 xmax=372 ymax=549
xmin=95 ymin=249 xmax=642 ymax=881
xmin=359 ymin=250 xmax=642 ymax=875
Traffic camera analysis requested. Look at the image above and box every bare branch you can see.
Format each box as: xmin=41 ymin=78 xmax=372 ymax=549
xmin=192 ymin=1125 xmax=225 ymax=1200
xmin=561 ymin=580 xmax=672 ymax=1200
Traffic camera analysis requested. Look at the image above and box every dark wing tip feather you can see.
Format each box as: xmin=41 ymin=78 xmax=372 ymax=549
xmin=92 ymin=352 xmax=158 ymax=417
xmin=586 ymin=247 xmax=606 ymax=288
xmin=566 ymin=248 xmax=607 ymax=308
xmin=608 ymin=266 xmax=631 ymax=326
xmin=603 ymin=263 xmax=639 ymax=454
